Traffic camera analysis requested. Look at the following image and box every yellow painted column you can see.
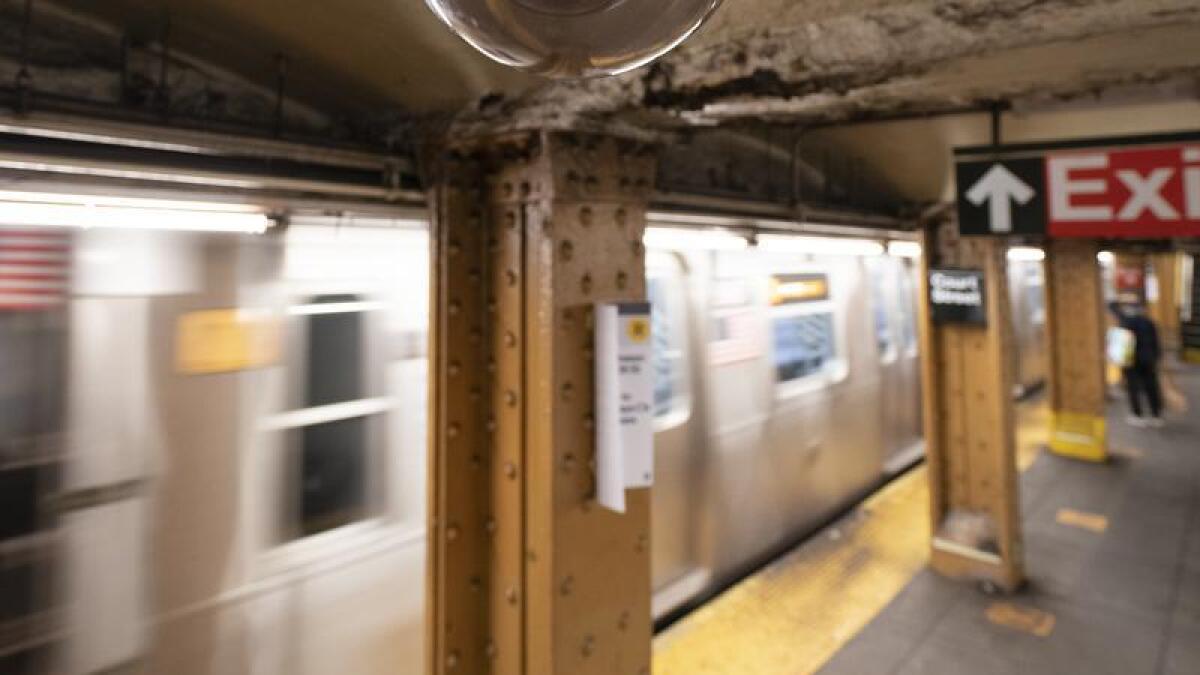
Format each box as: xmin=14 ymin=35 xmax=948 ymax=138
xmin=426 ymin=131 xmax=655 ymax=675
xmin=918 ymin=219 xmax=1023 ymax=592
xmin=1043 ymin=239 xmax=1108 ymax=463
xmin=1150 ymin=252 xmax=1181 ymax=352
xmin=1186 ymin=253 xmax=1200 ymax=364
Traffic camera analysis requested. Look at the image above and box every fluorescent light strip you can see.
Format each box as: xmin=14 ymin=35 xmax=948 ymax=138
xmin=1007 ymin=246 xmax=1046 ymax=262
xmin=0 ymin=201 xmax=271 ymax=234
xmin=644 ymin=226 xmax=748 ymax=251
xmin=758 ymin=234 xmax=884 ymax=257
xmin=887 ymin=241 xmax=922 ymax=258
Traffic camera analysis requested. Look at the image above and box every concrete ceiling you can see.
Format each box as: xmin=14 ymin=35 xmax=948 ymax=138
xmin=801 ymin=97 xmax=1200 ymax=206
xmin=50 ymin=0 xmax=535 ymax=115
xmin=34 ymin=0 xmax=1200 ymax=206
xmin=50 ymin=1 xmax=1200 ymax=122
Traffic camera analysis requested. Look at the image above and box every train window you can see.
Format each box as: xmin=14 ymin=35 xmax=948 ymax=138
xmin=278 ymin=295 xmax=384 ymax=542
xmin=769 ymin=272 xmax=842 ymax=388
xmin=305 ymin=295 xmax=365 ymax=407
xmin=868 ymin=260 xmax=897 ymax=362
xmin=647 ymin=254 xmax=690 ymax=421
xmin=896 ymin=260 xmax=919 ymax=354
xmin=1024 ymin=266 xmax=1047 ymax=327
xmin=648 ymin=278 xmax=675 ymax=414
xmin=773 ymin=312 xmax=836 ymax=381
xmin=295 ymin=416 xmax=370 ymax=536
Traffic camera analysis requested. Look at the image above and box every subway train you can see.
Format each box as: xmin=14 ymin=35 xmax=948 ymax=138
xmin=1 ymin=212 xmax=1048 ymax=673
xmin=1007 ymin=254 xmax=1050 ymax=398
xmin=645 ymin=233 xmax=1052 ymax=620
xmin=644 ymin=226 xmax=926 ymax=620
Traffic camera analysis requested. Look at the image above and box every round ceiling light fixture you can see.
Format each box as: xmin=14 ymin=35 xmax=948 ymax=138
xmin=423 ymin=0 xmax=724 ymax=78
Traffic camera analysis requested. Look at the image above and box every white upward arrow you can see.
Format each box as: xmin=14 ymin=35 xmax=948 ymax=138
xmin=966 ymin=164 xmax=1035 ymax=233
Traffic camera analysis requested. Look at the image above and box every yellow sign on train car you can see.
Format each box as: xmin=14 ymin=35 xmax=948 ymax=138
xmin=769 ymin=273 xmax=829 ymax=306
xmin=176 ymin=309 xmax=280 ymax=374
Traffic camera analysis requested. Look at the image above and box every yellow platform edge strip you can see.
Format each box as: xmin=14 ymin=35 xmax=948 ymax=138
xmin=653 ymin=402 xmax=1052 ymax=675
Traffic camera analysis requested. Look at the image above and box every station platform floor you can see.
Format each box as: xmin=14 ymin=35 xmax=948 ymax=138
xmin=653 ymin=361 xmax=1200 ymax=675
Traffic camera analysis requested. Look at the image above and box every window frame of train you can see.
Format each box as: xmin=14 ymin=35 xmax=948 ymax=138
xmin=766 ymin=267 xmax=849 ymax=398
xmin=896 ymin=258 xmax=921 ymax=358
xmin=1020 ymin=262 xmax=1048 ymax=328
xmin=257 ymin=220 xmax=431 ymax=569
xmin=273 ymin=293 xmax=390 ymax=545
xmin=866 ymin=257 xmax=900 ymax=365
xmin=647 ymin=251 xmax=693 ymax=428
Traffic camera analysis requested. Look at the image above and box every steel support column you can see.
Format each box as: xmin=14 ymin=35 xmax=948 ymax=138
xmin=426 ymin=131 xmax=655 ymax=675
xmin=918 ymin=218 xmax=1024 ymax=591
xmin=1151 ymin=253 xmax=1181 ymax=352
xmin=1044 ymin=239 xmax=1109 ymax=462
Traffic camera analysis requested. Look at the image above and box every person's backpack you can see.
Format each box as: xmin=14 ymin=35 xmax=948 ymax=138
xmin=1106 ymin=326 xmax=1136 ymax=368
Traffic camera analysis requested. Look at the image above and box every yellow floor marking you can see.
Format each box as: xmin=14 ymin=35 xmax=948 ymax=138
xmin=986 ymin=602 xmax=1056 ymax=637
xmin=1056 ymin=508 xmax=1109 ymax=533
xmin=1016 ymin=401 xmax=1052 ymax=471
xmin=652 ymin=400 xmax=1050 ymax=675
xmin=1112 ymin=446 xmax=1146 ymax=460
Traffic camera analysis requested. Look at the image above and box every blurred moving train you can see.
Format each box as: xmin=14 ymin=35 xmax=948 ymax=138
xmin=0 ymin=210 xmax=1049 ymax=674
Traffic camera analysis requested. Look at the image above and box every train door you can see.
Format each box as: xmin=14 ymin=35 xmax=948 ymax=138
xmin=1008 ymin=259 xmax=1048 ymax=396
xmin=892 ymin=256 xmax=924 ymax=468
xmin=873 ymin=255 xmax=924 ymax=473
xmin=867 ymin=256 xmax=902 ymax=465
xmin=647 ymin=251 xmax=702 ymax=615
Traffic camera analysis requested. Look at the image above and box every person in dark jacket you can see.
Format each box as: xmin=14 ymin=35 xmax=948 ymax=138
xmin=1108 ymin=302 xmax=1164 ymax=427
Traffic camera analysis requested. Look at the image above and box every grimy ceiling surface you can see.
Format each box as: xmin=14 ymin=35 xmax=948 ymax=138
xmin=46 ymin=1 xmax=1200 ymax=205
xmin=55 ymin=1 xmax=1200 ymax=124
xmin=53 ymin=0 xmax=534 ymax=114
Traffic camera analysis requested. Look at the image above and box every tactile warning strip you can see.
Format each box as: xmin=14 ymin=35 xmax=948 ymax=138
xmin=652 ymin=400 xmax=1050 ymax=675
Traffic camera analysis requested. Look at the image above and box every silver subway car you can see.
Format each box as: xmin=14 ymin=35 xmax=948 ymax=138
xmin=645 ymin=227 xmax=926 ymax=619
xmin=21 ymin=213 xmax=1050 ymax=672
xmin=46 ymin=217 xmax=430 ymax=674
xmin=647 ymin=230 xmax=1050 ymax=619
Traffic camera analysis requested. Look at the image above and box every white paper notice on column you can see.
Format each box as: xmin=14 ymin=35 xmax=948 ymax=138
xmin=595 ymin=302 xmax=655 ymax=513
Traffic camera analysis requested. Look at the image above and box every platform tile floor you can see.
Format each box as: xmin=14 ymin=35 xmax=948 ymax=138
xmin=820 ymin=363 xmax=1200 ymax=675
xmin=654 ymin=362 xmax=1199 ymax=675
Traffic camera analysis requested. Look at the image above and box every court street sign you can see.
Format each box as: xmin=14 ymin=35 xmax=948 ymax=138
xmin=929 ymin=268 xmax=987 ymax=326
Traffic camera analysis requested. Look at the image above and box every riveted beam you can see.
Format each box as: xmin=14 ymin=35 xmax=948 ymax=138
xmin=427 ymin=149 xmax=493 ymax=675
xmin=1044 ymin=239 xmax=1108 ymax=463
xmin=1150 ymin=253 xmax=1181 ymax=351
xmin=919 ymin=218 xmax=1023 ymax=592
xmin=427 ymin=130 xmax=656 ymax=675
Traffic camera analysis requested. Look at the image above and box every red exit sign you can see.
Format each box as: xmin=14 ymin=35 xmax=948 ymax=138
xmin=955 ymin=132 xmax=1200 ymax=239
xmin=1047 ymin=145 xmax=1200 ymax=237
